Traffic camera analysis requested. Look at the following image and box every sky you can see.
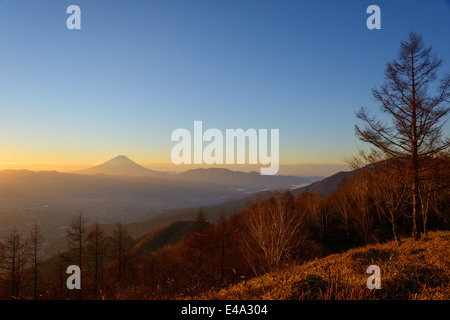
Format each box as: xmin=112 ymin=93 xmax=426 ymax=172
xmin=0 ymin=0 xmax=449 ymax=175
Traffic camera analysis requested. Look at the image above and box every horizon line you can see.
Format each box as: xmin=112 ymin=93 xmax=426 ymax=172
xmin=0 ymin=159 xmax=350 ymax=177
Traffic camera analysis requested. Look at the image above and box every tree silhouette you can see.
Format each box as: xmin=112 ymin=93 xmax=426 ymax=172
xmin=0 ymin=227 xmax=29 ymax=298
xmin=87 ymin=220 xmax=106 ymax=296
xmin=112 ymin=222 xmax=131 ymax=284
xmin=355 ymin=31 xmax=450 ymax=239
xmin=66 ymin=212 xmax=88 ymax=299
xmin=29 ymin=223 xmax=44 ymax=300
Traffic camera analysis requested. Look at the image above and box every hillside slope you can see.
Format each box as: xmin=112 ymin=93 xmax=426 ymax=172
xmin=201 ymin=231 xmax=450 ymax=300
xmin=130 ymin=220 xmax=196 ymax=257
xmin=291 ymin=170 xmax=354 ymax=196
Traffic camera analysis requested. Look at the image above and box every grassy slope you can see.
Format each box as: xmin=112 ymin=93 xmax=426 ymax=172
xmin=201 ymin=230 xmax=450 ymax=300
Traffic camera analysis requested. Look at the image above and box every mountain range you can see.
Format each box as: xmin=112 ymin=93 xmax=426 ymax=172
xmin=0 ymin=155 xmax=329 ymax=257
xmin=76 ymin=155 xmax=317 ymax=190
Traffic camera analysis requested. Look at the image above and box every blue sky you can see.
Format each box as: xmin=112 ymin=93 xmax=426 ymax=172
xmin=0 ymin=0 xmax=449 ymax=174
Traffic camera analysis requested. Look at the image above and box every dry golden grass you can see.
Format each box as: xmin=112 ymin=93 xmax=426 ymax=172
xmin=199 ymin=231 xmax=450 ymax=300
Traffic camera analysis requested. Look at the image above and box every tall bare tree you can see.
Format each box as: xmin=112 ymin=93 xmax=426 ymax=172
xmin=355 ymin=31 xmax=450 ymax=239
xmin=112 ymin=222 xmax=131 ymax=284
xmin=53 ymin=252 xmax=67 ymax=300
xmin=189 ymin=209 xmax=210 ymax=286
xmin=87 ymin=220 xmax=106 ymax=296
xmin=29 ymin=223 xmax=44 ymax=300
xmin=0 ymin=227 xmax=29 ymax=298
xmin=66 ymin=212 xmax=88 ymax=299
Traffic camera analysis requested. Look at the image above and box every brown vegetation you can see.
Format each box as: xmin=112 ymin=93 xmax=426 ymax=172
xmin=201 ymin=230 xmax=450 ymax=300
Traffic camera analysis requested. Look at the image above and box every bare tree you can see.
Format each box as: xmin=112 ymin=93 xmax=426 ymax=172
xmin=112 ymin=222 xmax=131 ymax=284
xmin=371 ymin=164 xmax=408 ymax=245
xmin=242 ymin=192 xmax=308 ymax=275
xmin=0 ymin=227 xmax=29 ymax=298
xmin=329 ymin=178 xmax=353 ymax=241
xmin=53 ymin=252 xmax=67 ymax=300
xmin=337 ymin=171 xmax=375 ymax=244
xmin=355 ymin=31 xmax=450 ymax=240
xmin=189 ymin=208 xmax=210 ymax=286
xmin=66 ymin=211 xmax=88 ymax=299
xmin=418 ymin=155 xmax=450 ymax=237
xmin=29 ymin=223 xmax=44 ymax=300
xmin=87 ymin=220 xmax=106 ymax=296
xmin=299 ymin=192 xmax=329 ymax=241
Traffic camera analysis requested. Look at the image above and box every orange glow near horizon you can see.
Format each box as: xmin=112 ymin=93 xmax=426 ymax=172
xmin=0 ymin=158 xmax=350 ymax=176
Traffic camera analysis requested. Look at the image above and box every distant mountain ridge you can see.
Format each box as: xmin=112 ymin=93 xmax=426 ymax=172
xmin=168 ymin=167 xmax=314 ymax=189
xmin=76 ymin=155 xmax=316 ymax=190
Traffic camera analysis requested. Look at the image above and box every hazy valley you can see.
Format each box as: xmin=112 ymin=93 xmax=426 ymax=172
xmin=0 ymin=155 xmax=322 ymax=257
